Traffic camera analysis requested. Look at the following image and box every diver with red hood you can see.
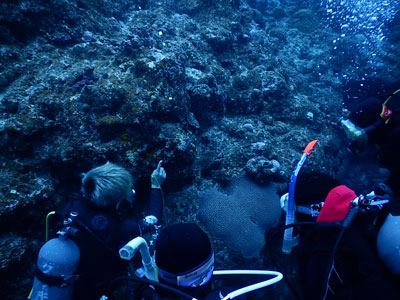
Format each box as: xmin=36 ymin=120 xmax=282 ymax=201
xmin=292 ymin=171 xmax=400 ymax=300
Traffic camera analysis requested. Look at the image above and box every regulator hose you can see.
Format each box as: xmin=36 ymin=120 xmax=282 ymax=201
xmin=319 ymin=208 xmax=358 ymax=300
xmin=267 ymin=221 xmax=344 ymax=300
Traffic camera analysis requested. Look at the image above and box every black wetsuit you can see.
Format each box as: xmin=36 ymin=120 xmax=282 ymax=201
xmin=55 ymin=189 xmax=162 ymax=300
xmin=300 ymin=222 xmax=400 ymax=300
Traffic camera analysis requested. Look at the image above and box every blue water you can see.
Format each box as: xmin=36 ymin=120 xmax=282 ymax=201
xmin=321 ymin=0 xmax=400 ymax=73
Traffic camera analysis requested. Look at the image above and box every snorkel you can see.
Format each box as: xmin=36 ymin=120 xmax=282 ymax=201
xmin=282 ymin=140 xmax=318 ymax=254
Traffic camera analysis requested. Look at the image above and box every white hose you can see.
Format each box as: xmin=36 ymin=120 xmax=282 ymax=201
xmin=119 ymin=237 xmax=158 ymax=281
xmin=212 ymin=270 xmax=283 ymax=300
xmin=120 ymin=237 xmax=151 ymax=262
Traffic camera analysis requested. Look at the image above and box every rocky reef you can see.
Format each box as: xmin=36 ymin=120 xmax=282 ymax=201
xmin=1 ymin=0 xmax=399 ymax=299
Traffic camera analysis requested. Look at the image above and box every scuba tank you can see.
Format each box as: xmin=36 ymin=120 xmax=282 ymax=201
xmin=30 ymin=218 xmax=80 ymax=300
xmin=377 ymin=213 xmax=400 ymax=275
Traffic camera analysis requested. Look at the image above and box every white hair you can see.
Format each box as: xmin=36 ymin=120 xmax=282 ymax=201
xmin=81 ymin=162 xmax=133 ymax=207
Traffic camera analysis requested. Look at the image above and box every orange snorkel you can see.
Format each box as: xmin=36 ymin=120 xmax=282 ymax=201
xmin=282 ymin=140 xmax=318 ymax=254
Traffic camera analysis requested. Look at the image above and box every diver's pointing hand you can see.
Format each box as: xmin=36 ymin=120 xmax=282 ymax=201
xmin=151 ymin=160 xmax=166 ymax=189
xmin=157 ymin=160 xmax=163 ymax=171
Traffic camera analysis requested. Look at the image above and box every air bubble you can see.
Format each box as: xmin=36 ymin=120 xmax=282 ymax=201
xmin=321 ymin=0 xmax=399 ymax=75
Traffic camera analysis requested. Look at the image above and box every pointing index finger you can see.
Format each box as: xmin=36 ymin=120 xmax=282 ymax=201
xmin=157 ymin=160 xmax=163 ymax=171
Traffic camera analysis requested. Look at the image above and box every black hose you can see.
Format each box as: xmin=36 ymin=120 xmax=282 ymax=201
xmin=319 ymin=208 xmax=358 ymax=300
xmin=70 ymin=217 xmax=119 ymax=256
xmin=108 ymin=275 xmax=197 ymax=300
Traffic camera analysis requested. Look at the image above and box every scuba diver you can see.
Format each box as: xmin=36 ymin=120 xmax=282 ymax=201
xmin=341 ymin=89 xmax=400 ymax=213
xmin=131 ymin=223 xmax=215 ymax=300
xmin=277 ymin=170 xmax=400 ymax=300
xmin=277 ymin=137 xmax=400 ymax=299
xmin=296 ymin=179 xmax=400 ymax=300
xmin=155 ymin=223 xmax=215 ymax=299
xmin=340 ymin=88 xmax=400 ymax=283
xmin=29 ymin=161 xmax=166 ymax=300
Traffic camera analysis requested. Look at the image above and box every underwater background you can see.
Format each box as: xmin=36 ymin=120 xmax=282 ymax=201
xmin=0 ymin=0 xmax=399 ymax=299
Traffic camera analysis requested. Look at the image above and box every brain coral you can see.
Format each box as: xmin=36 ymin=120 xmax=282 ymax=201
xmin=197 ymin=175 xmax=281 ymax=258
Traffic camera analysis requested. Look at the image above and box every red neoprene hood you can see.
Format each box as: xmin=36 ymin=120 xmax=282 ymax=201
xmin=316 ymin=185 xmax=356 ymax=223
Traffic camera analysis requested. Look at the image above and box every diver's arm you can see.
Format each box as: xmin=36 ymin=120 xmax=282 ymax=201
xmin=147 ymin=188 xmax=163 ymax=222
xmin=143 ymin=161 xmax=166 ymax=225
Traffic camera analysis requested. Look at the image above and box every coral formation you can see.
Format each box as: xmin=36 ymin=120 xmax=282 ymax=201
xmin=197 ymin=175 xmax=281 ymax=258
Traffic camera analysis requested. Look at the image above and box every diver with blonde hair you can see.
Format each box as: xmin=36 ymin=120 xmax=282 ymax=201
xmin=54 ymin=161 xmax=166 ymax=300
xmin=81 ymin=161 xmax=135 ymax=207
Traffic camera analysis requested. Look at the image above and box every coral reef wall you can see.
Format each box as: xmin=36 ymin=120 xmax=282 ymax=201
xmin=1 ymin=0 xmax=399 ymax=298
